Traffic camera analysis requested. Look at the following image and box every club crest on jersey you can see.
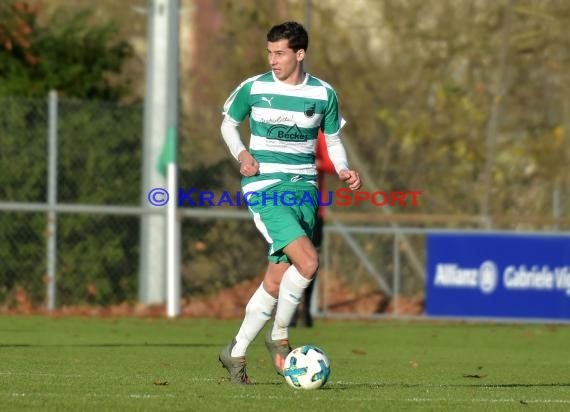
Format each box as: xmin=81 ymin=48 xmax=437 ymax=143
xmin=304 ymin=102 xmax=316 ymax=118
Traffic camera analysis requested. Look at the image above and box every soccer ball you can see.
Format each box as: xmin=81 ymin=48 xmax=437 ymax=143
xmin=283 ymin=345 xmax=331 ymax=390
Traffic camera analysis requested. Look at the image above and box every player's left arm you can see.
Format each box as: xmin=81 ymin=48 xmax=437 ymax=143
xmin=326 ymin=134 xmax=361 ymax=191
xmin=321 ymin=88 xmax=362 ymax=191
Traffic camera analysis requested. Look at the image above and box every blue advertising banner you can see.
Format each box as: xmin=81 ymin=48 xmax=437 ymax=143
xmin=426 ymin=233 xmax=570 ymax=320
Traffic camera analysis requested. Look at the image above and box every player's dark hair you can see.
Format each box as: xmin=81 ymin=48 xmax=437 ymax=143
xmin=267 ymin=21 xmax=308 ymax=52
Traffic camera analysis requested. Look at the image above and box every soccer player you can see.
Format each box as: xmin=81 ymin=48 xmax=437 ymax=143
xmin=219 ymin=21 xmax=361 ymax=384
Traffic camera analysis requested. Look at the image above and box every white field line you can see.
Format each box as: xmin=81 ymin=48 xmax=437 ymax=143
xmin=7 ymin=393 xmax=176 ymax=399
xmin=220 ymin=394 xmax=570 ymax=404
xmin=0 ymin=371 xmax=84 ymax=378
xmin=0 ymin=371 xmax=218 ymax=382
xmin=3 ymin=378 xmax=570 ymax=405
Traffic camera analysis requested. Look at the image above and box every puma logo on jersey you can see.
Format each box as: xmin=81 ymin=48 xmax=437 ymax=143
xmin=290 ymin=175 xmax=303 ymax=183
xmin=261 ymin=96 xmax=274 ymax=106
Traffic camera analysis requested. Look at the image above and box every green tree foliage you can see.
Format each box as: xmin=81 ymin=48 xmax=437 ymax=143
xmin=0 ymin=1 xmax=133 ymax=99
xmin=304 ymin=0 xmax=569 ymax=223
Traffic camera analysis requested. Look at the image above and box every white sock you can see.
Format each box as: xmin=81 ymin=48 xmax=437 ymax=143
xmin=272 ymin=265 xmax=312 ymax=340
xmin=231 ymin=284 xmax=277 ymax=357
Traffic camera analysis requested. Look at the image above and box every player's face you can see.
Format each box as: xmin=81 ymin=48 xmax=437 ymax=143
xmin=267 ymin=39 xmax=305 ymax=84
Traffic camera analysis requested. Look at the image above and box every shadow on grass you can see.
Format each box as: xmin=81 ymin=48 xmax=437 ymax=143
xmin=328 ymin=382 xmax=570 ymax=390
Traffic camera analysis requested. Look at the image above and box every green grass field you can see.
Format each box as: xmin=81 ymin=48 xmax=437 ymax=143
xmin=1 ymin=316 xmax=569 ymax=411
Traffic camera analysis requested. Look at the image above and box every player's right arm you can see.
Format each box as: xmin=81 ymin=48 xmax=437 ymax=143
xmin=220 ymin=77 xmax=260 ymax=177
xmin=220 ymin=118 xmax=259 ymax=177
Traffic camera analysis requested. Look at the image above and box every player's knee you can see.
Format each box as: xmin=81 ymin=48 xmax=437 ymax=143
xmin=245 ymin=297 xmax=264 ymax=316
xmin=262 ymin=278 xmax=280 ymax=298
xmin=297 ymin=255 xmax=319 ymax=279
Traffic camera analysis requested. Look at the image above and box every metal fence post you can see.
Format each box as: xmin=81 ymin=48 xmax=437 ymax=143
xmin=553 ymin=183 xmax=561 ymax=231
xmin=393 ymin=232 xmax=401 ymax=316
xmin=46 ymin=90 xmax=58 ymax=310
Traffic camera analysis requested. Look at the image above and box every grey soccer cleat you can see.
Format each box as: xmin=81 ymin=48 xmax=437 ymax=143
xmin=264 ymin=328 xmax=292 ymax=376
xmin=218 ymin=339 xmax=251 ymax=385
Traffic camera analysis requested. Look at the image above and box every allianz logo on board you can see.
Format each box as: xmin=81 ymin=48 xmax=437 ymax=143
xmin=434 ymin=261 xmax=570 ymax=295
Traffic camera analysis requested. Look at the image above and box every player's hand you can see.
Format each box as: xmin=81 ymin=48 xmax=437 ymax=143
xmin=238 ymin=151 xmax=259 ymax=177
xmin=339 ymin=169 xmax=361 ymax=191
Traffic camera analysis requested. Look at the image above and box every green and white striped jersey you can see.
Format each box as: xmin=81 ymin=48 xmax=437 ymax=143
xmin=222 ymin=71 xmax=345 ymax=192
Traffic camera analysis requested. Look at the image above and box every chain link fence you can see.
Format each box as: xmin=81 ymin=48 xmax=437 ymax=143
xmin=1 ymin=97 xmax=49 ymax=306
xmin=0 ymin=94 xmax=277 ymax=311
xmin=1 ymin=95 xmax=141 ymax=308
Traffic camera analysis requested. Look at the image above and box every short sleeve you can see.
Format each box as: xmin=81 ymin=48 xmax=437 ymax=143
xmin=222 ymin=80 xmax=253 ymax=123
xmin=321 ymin=88 xmax=346 ymax=136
